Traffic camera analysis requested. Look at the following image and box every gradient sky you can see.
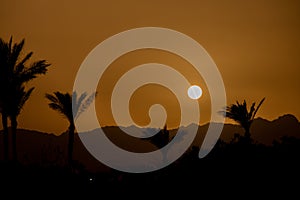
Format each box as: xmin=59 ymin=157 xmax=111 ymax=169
xmin=1 ymin=0 xmax=300 ymax=135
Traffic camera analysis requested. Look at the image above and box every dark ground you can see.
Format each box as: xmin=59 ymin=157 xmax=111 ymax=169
xmin=0 ymin=136 xmax=299 ymax=198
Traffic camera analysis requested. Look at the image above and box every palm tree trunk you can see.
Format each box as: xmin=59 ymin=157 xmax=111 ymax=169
xmin=244 ymin=127 xmax=251 ymax=144
xmin=68 ymin=123 xmax=75 ymax=165
xmin=11 ymin=115 xmax=18 ymax=162
xmin=245 ymin=129 xmax=250 ymax=139
xmin=1 ymin=113 xmax=9 ymax=161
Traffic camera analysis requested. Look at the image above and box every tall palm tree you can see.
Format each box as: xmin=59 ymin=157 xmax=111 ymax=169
xmin=45 ymin=91 xmax=96 ymax=165
xmin=222 ymin=98 xmax=265 ymax=142
xmin=0 ymin=37 xmax=11 ymax=161
xmin=0 ymin=36 xmax=50 ymax=161
xmin=9 ymin=86 xmax=34 ymax=161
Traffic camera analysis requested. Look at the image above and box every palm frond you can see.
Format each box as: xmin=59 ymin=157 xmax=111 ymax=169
xmin=10 ymin=39 xmax=25 ymax=68
xmin=8 ymin=36 xmax=12 ymax=51
xmin=17 ymin=87 xmax=34 ymax=115
xmin=15 ymin=51 xmax=33 ymax=73
xmin=72 ymin=92 xmax=87 ymax=116
xmin=48 ymin=103 xmax=69 ymax=119
xmin=20 ymin=60 xmax=50 ymax=82
xmin=223 ymin=98 xmax=266 ymax=136
xmin=75 ymin=92 xmax=87 ymax=109
xmin=45 ymin=93 xmax=59 ymax=104
xmin=46 ymin=91 xmax=73 ymax=123
xmin=0 ymin=36 xmax=50 ymax=125
xmin=7 ymin=85 xmax=34 ymax=116
xmin=75 ymin=92 xmax=97 ymax=120
xmin=251 ymin=97 xmax=265 ymax=121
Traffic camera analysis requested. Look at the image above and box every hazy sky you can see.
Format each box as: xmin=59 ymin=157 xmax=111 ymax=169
xmin=1 ymin=0 xmax=300 ymax=135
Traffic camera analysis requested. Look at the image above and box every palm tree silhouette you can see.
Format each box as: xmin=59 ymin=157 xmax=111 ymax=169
xmin=10 ymin=86 xmax=34 ymax=161
xmin=0 ymin=36 xmax=50 ymax=161
xmin=222 ymin=98 xmax=265 ymax=143
xmin=150 ymin=124 xmax=170 ymax=149
xmin=148 ymin=124 xmax=170 ymax=164
xmin=45 ymin=91 xmax=96 ymax=165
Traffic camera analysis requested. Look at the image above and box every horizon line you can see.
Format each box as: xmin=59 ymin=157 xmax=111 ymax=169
xmin=3 ymin=113 xmax=298 ymax=135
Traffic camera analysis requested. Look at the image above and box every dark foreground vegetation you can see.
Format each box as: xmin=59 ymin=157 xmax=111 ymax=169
xmin=0 ymin=135 xmax=299 ymax=197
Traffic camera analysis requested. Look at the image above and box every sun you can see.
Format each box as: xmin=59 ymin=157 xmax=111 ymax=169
xmin=187 ymin=85 xmax=202 ymax=100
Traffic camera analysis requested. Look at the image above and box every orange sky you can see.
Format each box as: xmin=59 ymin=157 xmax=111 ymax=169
xmin=1 ymin=0 xmax=300 ymax=135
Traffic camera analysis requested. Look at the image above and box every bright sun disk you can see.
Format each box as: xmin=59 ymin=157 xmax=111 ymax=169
xmin=187 ymin=85 xmax=202 ymax=100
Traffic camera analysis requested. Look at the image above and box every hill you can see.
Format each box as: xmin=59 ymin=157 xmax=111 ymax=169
xmin=0 ymin=114 xmax=299 ymax=172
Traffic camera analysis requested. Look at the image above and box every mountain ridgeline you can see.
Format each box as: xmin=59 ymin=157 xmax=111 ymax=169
xmin=0 ymin=114 xmax=299 ymax=172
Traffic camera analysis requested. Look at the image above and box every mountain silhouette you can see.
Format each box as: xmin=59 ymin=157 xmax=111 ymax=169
xmin=251 ymin=114 xmax=300 ymax=144
xmin=174 ymin=114 xmax=300 ymax=147
xmin=0 ymin=114 xmax=299 ymax=172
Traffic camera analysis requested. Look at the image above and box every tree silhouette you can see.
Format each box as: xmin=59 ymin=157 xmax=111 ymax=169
xmin=148 ymin=124 xmax=170 ymax=163
xmin=0 ymin=36 xmax=50 ymax=161
xmin=150 ymin=124 xmax=170 ymax=149
xmin=45 ymin=91 xmax=96 ymax=165
xmin=10 ymin=86 xmax=34 ymax=161
xmin=0 ymin=37 xmax=12 ymax=160
xmin=222 ymin=98 xmax=265 ymax=143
